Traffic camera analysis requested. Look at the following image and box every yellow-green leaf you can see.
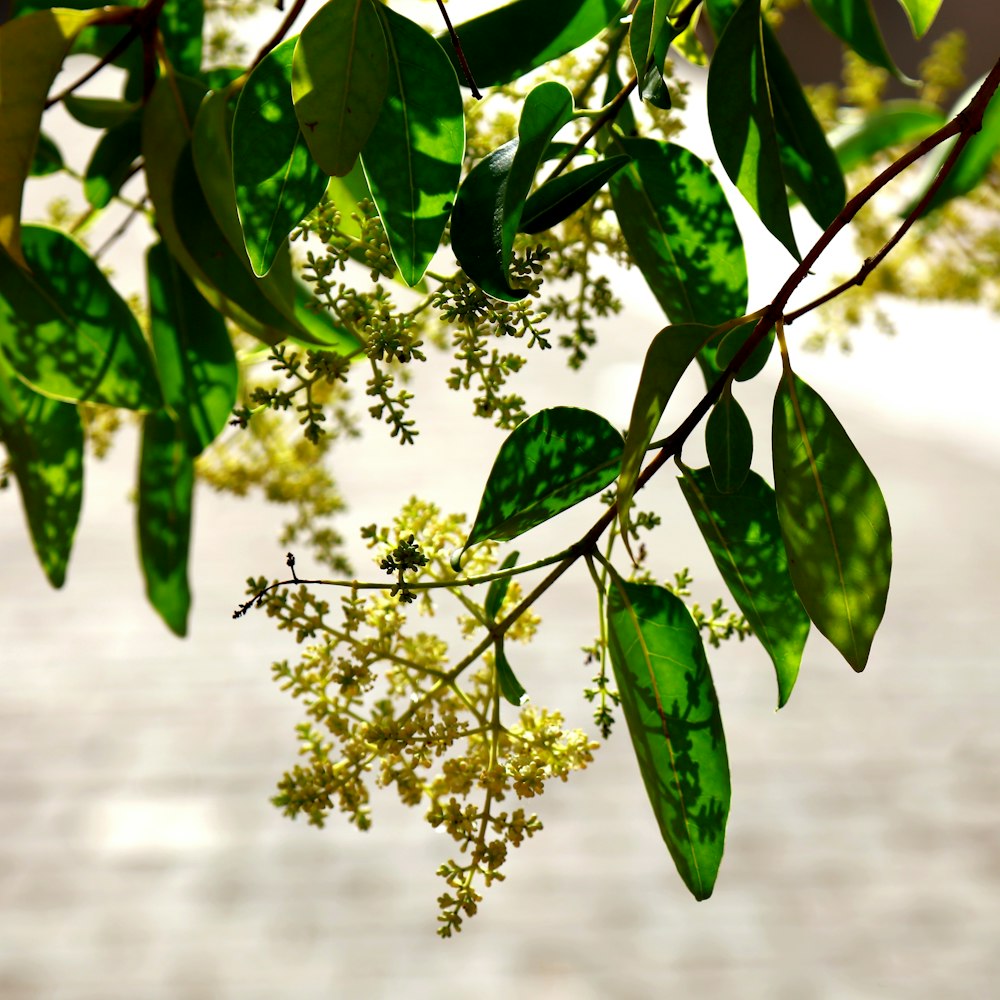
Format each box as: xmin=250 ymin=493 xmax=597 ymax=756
xmin=292 ymin=0 xmax=389 ymax=177
xmin=0 ymin=8 xmax=94 ymax=264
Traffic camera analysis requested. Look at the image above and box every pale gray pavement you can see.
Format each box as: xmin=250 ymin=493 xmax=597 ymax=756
xmin=2 ymin=288 xmax=1000 ymax=998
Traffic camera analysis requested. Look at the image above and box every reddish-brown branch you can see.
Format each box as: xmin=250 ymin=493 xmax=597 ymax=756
xmin=251 ymin=0 xmax=308 ymax=69
xmin=435 ymin=0 xmax=482 ymax=100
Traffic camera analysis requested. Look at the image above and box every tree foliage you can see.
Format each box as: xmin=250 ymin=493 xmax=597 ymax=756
xmin=2 ymin=0 xmax=999 ymax=935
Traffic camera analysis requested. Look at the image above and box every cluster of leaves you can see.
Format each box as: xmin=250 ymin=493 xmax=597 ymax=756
xmin=3 ymin=0 xmax=1000 ymax=934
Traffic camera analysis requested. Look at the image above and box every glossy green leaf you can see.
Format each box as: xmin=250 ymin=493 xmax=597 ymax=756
xmin=452 ymin=82 xmax=574 ymax=301
xmin=715 ymin=320 xmax=774 ymax=381
xmin=441 ymin=0 xmax=624 ymax=90
xmin=678 ymin=466 xmax=809 ymax=707
xmin=233 ymin=37 xmax=330 ymax=277
xmin=457 ymin=406 xmax=623 ymax=564
xmin=0 ymin=353 xmax=83 ymax=588
xmin=617 ymin=323 xmax=714 ymax=540
xmin=289 ymin=281 xmax=363 ymax=353
xmin=772 ymin=371 xmax=891 ymax=671
xmin=485 ymin=550 xmax=520 ymax=620
xmin=707 ymin=0 xmax=845 ymax=250
xmin=359 ymin=5 xmax=464 ymax=286
xmin=610 ymin=138 xmax=748 ymax=326
xmin=292 ymin=0 xmax=389 ymax=177
xmin=707 ymin=0 xmax=798 ymax=258
xmin=606 ymin=577 xmax=730 ymax=899
xmin=706 ymin=385 xmax=752 ymax=493
xmin=630 ymin=0 xmax=668 ymax=84
xmin=138 ymin=410 xmax=194 ymax=637
xmin=146 ymin=242 xmax=238 ymax=456
xmin=0 ymin=225 xmax=160 ymax=409
xmin=913 ymin=78 xmax=1000 ymax=217
xmin=64 ymin=94 xmax=140 ymax=129
xmin=519 ymin=155 xmax=631 ymax=234
xmin=808 ymin=0 xmax=900 ymax=76
xmin=0 ymin=7 xmax=94 ymax=265
xmin=83 ymin=116 xmax=141 ymax=209
xmin=896 ymin=0 xmax=942 ymax=37
xmin=495 ymin=639 xmax=528 ymax=707
xmin=832 ymin=101 xmax=945 ymax=174
xmin=29 ymin=133 xmax=63 ymax=177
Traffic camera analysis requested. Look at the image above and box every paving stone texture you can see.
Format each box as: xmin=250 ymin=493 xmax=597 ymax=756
xmin=2 ymin=288 xmax=999 ymax=999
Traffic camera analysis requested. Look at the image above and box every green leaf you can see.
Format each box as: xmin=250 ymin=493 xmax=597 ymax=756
xmin=64 ymin=94 xmax=140 ymax=129
xmin=292 ymin=0 xmax=389 ymax=177
xmin=233 ymin=37 xmax=330 ymax=277
xmin=609 ymin=138 xmax=748 ymax=326
xmin=159 ymin=0 xmax=203 ymax=77
xmin=174 ymin=145 xmax=301 ymax=342
xmin=832 ymin=101 xmax=945 ymax=174
xmin=912 ymin=78 xmax=1000 ymax=217
xmin=707 ymin=0 xmax=798 ymax=258
xmin=714 ymin=320 xmax=773 ymax=381
xmin=605 ymin=577 xmax=730 ymax=899
xmin=519 ymin=155 xmax=631 ymax=234
xmin=629 ymin=0 xmax=669 ymax=85
xmin=772 ymin=371 xmax=891 ymax=672
xmin=706 ymin=385 xmax=752 ymax=493
xmin=458 ymin=406 xmax=623 ymax=564
xmin=495 ymin=638 xmax=528 ymax=707
xmin=808 ymin=0 xmax=901 ymax=77
xmin=359 ymin=5 xmax=464 ymax=286
xmin=678 ymin=466 xmax=809 ymax=707
xmin=707 ymin=0 xmax=845 ymax=251
xmin=896 ymin=0 xmax=943 ymax=38
xmin=83 ymin=115 xmax=141 ymax=209
xmin=138 ymin=410 xmax=194 ymax=637
xmin=0 ymin=7 xmax=94 ymax=265
xmin=0 ymin=352 xmax=83 ymax=588
xmin=452 ymin=82 xmax=574 ymax=301
xmin=0 ymin=225 xmax=161 ymax=409
xmin=617 ymin=324 xmax=714 ymax=541
xmin=440 ymin=0 xmax=624 ymax=90
xmin=289 ymin=281 xmax=363 ymax=353
xmin=29 ymin=132 xmax=64 ymax=177
xmin=146 ymin=242 xmax=238 ymax=456
xmin=485 ymin=550 xmax=520 ymax=620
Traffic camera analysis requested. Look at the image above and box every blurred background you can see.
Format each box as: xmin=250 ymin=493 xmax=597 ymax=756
xmin=2 ymin=1 xmax=999 ymax=997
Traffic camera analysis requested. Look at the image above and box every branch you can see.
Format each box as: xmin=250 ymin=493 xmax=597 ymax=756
xmin=435 ymin=0 xmax=482 ymax=100
xmin=250 ymin=0 xmax=307 ymax=70
xmin=237 ymin=56 xmax=1000 ymax=655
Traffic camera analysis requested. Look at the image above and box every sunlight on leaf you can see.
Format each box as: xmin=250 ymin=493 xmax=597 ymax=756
xmin=0 ymin=226 xmax=160 ymax=409
xmin=360 ymin=4 xmax=465 ymax=286
xmin=292 ymin=0 xmax=389 ymax=177
xmin=458 ymin=406 xmax=623 ymax=563
xmin=138 ymin=410 xmax=194 ymax=637
xmin=772 ymin=371 xmax=891 ymax=671
xmin=678 ymin=466 xmax=809 ymax=707
xmin=606 ymin=576 xmax=730 ymax=899
xmin=0 ymin=353 xmax=83 ymax=588
xmin=0 ymin=8 xmax=94 ymax=264
xmin=233 ymin=37 xmax=329 ymax=277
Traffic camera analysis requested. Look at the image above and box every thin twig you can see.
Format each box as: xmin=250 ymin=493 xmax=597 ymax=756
xmin=544 ymin=74 xmax=638 ymax=184
xmin=435 ymin=0 xmax=482 ymax=99
xmin=239 ymin=56 xmax=1000 ymax=648
xmin=251 ymin=0 xmax=307 ymax=69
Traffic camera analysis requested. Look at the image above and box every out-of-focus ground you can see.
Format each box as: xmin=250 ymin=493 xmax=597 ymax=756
xmin=3 ymin=4 xmax=1000 ymax=995
xmin=2 ymin=288 xmax=999 ymax=998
